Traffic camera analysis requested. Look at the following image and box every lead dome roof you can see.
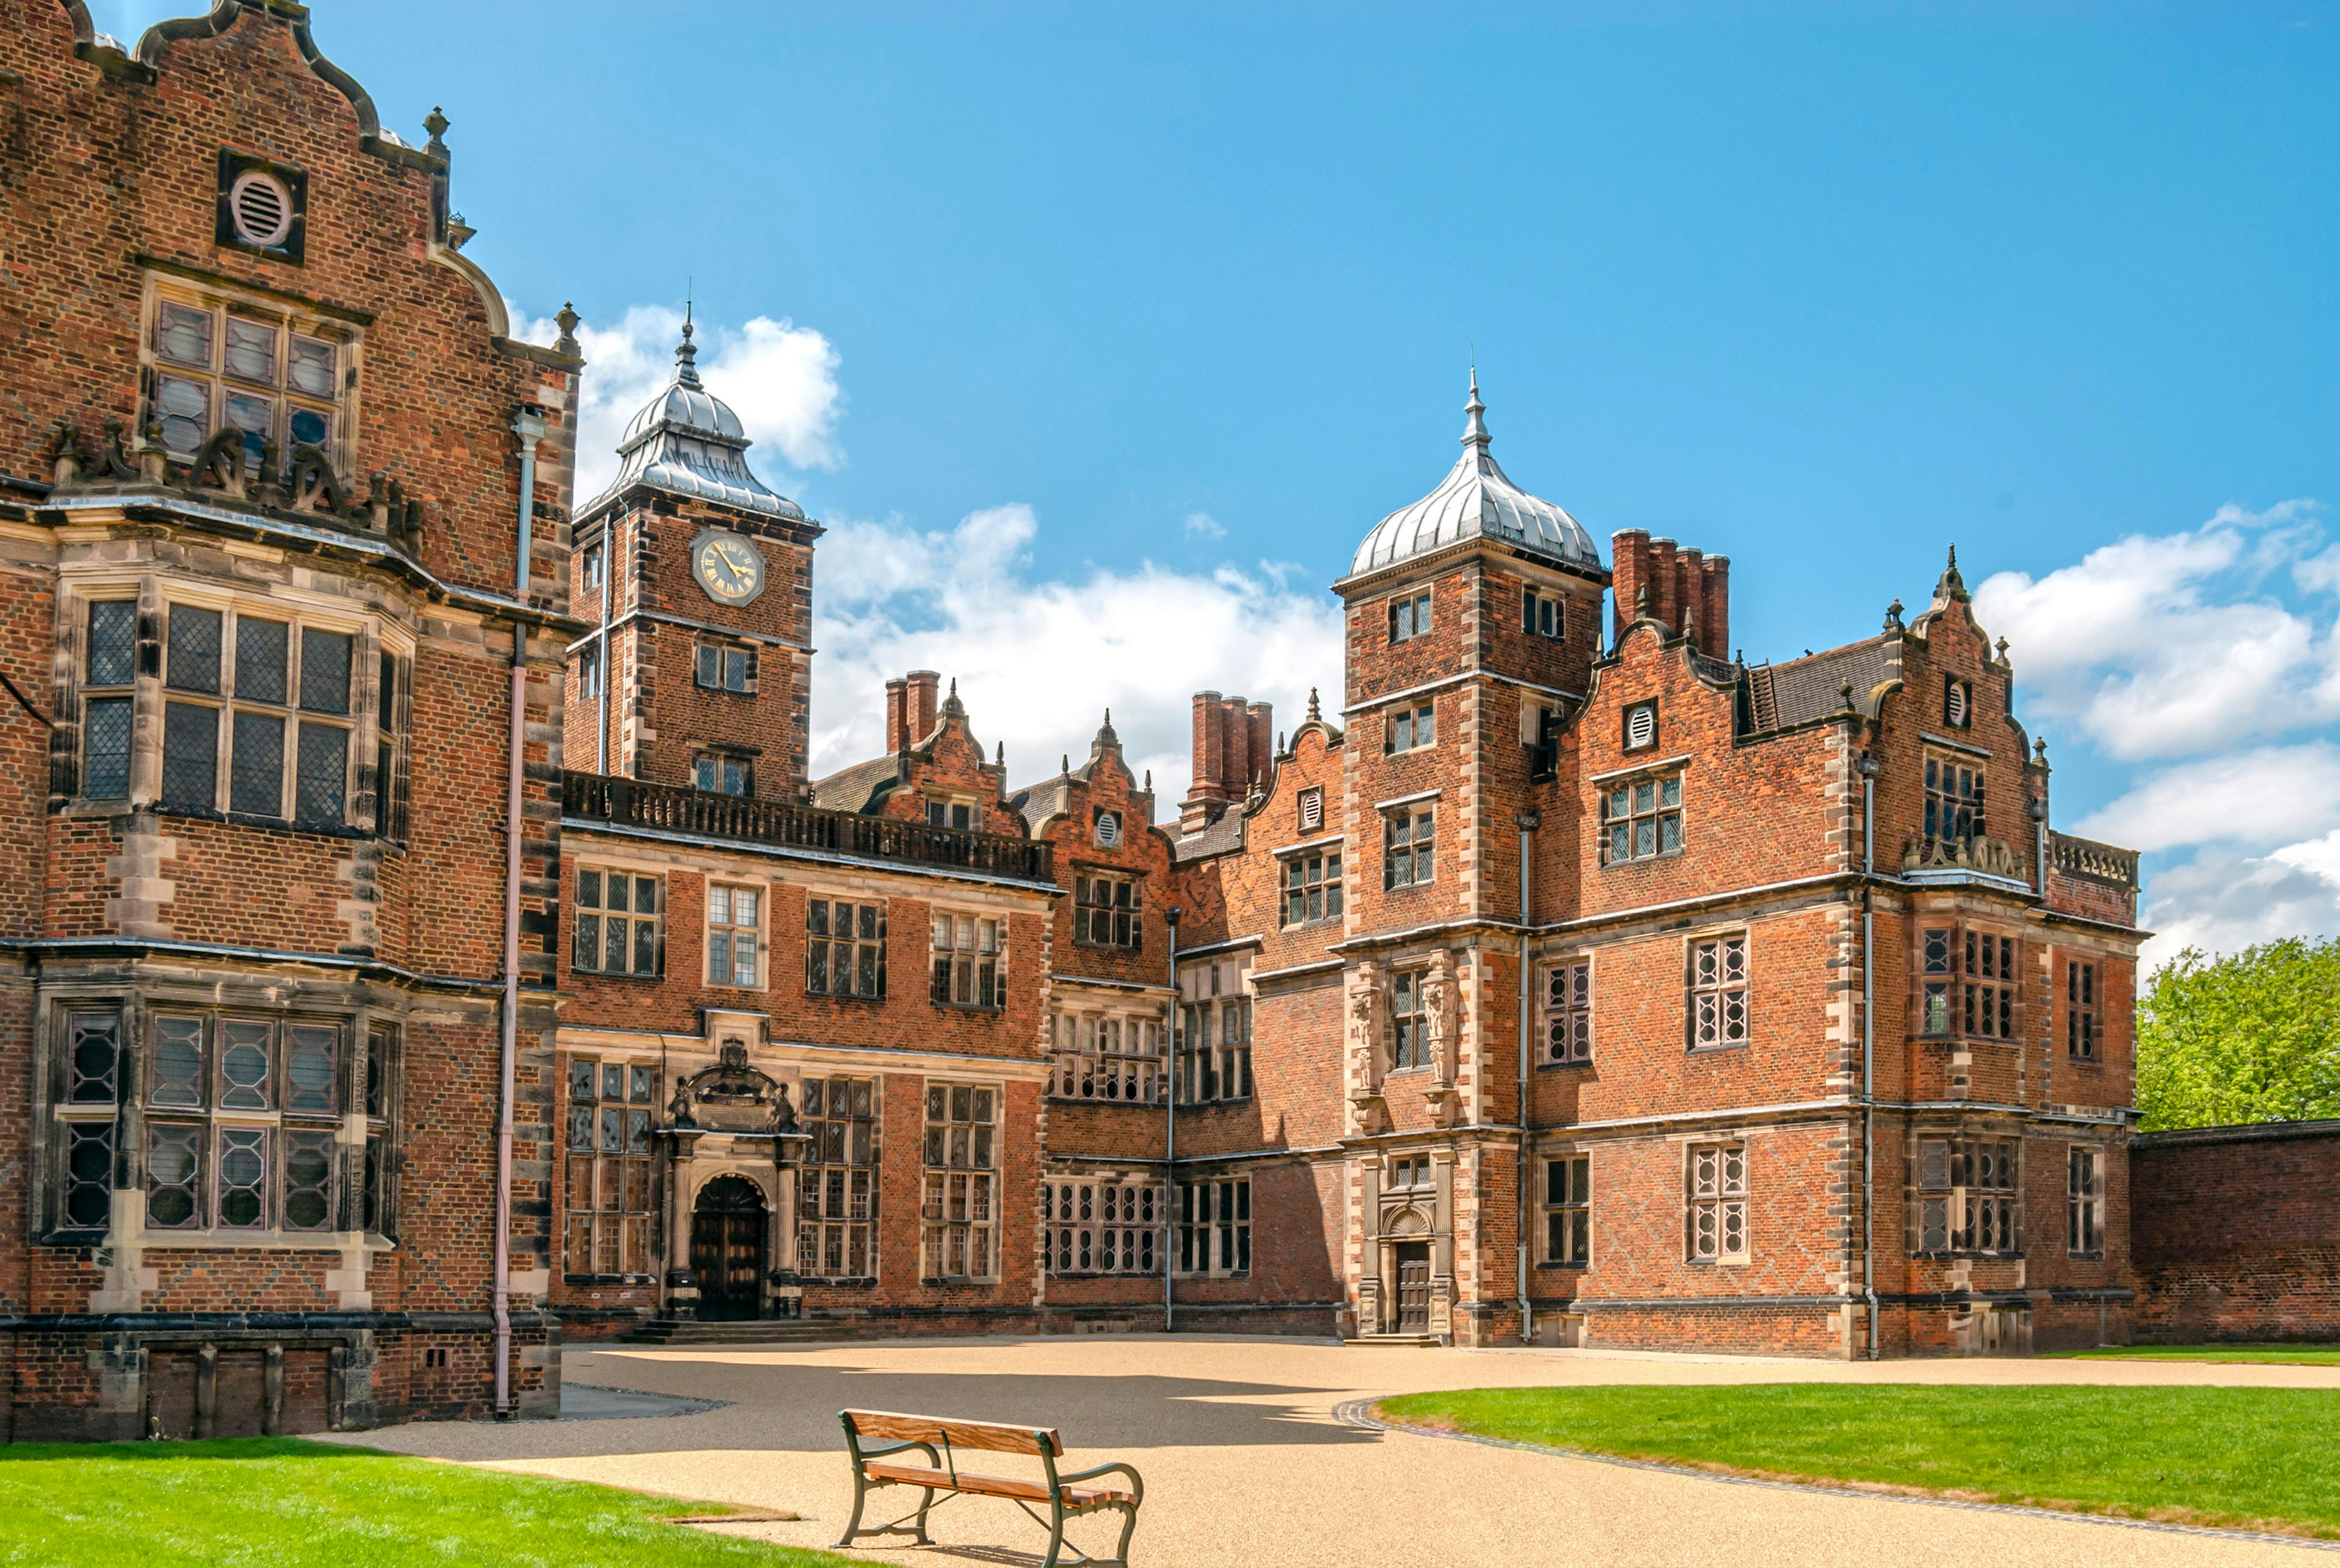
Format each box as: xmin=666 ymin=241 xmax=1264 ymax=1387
xmin=1349 ymin=374 xmax=1600 ymax=579
xmin=586 ymin=316 xmax=806 ymax=521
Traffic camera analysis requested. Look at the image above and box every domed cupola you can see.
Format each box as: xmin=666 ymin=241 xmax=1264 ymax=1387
xmin=587 ymin=311 xmax=807 ymax=520
xmin=1347 ymin=372 xmax=1600 ymax=579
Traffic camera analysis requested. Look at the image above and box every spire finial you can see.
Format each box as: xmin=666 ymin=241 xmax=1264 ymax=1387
xmin=1307 ymin=686 xmax=1322 ymax=722
xmin=673 ymin=291 xmax=702 ymax=390
xmin=1462 ymin=365 xmax=1490 ymax=454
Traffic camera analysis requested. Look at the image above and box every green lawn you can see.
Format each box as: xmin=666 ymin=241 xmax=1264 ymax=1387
xmin=0 ymin=1437 xmax=854 ymax=1568
xmin=1374 ymin=1384 xmax=2340 ymax=1538
xmin=2044 ymin=1344 xmax=2340 ymax=1366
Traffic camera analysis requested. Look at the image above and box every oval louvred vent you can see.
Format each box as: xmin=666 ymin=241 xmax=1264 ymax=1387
xmin=229 ymin=171 xmax=293 ymax=248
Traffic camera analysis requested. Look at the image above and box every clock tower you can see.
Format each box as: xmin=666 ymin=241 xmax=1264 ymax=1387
xmin=566 ymin=316 xmax=824 ymax=800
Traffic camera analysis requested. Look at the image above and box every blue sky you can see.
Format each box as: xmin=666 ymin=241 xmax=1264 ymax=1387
xmin=94 ymin=2 xmax=2340 ymax=962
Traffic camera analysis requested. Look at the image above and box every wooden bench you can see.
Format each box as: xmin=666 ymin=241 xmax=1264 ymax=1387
xmin=836 ymin=1408 xmax=1144 ymax=1567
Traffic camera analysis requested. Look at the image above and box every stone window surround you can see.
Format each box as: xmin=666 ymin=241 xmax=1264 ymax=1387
xmin=54 ymin=575 xmax=410 ymax=838
xmin=136 ymin=270 xmax=361 ymax=476
xmin=32 ymin=985 xmax=403 ymax=1254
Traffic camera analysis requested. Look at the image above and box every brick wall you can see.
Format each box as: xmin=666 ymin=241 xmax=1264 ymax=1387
xmin=2131 ymin=1121 xmax=2340 ymax=1343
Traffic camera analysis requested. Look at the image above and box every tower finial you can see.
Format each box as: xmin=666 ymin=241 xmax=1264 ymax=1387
xmin=674 ymin=290 xmax=702 ymax=390
xmin=1462 ymin=365 xmax=1489 ymax=454
xmin=1306 ymin=686 xmax=1322 ymax=722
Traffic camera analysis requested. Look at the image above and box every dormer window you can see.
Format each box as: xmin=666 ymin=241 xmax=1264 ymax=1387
xmin=1388 ymin=591 xmax=1432 ymax=643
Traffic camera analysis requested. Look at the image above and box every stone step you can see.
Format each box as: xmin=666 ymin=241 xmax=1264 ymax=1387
xmin=1345 ymin=1332 xmax=1443 ymax=1347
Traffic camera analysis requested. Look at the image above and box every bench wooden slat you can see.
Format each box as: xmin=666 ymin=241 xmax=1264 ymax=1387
xmin=860 ymin=1462 xmax=1135 ymax=1509
xmin=843 ymin=1408 xmax=1062 ymax=1456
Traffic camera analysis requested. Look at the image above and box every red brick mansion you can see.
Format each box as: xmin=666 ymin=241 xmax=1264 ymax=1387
xmin=1 ymin=1 xmax=2221 ymax=1442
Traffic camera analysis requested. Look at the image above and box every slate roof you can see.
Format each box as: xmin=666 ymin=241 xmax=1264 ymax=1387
xmin=1171 ymin=809 xmax=1246 ymax=864
xmin=1744 ymin=636 xmax=1898 ymax=734
xmin=809 ymin=755 xmax=900 ymax=814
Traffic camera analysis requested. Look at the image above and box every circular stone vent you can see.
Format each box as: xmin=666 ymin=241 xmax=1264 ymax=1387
xmin=229 ymin=171 xmax=292 ymax=248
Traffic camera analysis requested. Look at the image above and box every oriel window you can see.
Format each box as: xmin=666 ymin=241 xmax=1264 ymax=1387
xmin=79 ymin=600 xmax=137 ymax=800
xmin=157 ymin=601 xmax=356 ymax=828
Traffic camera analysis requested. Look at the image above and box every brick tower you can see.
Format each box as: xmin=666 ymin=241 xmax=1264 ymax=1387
xmin=1330 ymin=372 xmax=1611 ymax=1341
xmin=565 ymin=313 xmax=823 ymax=800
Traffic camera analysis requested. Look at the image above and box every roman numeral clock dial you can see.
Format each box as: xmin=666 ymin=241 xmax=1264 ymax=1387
xmin=690 ymin=530 xmax=766 ymax=605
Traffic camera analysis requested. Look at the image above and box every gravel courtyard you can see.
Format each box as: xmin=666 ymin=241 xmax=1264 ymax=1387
xmin=342 ymin=1335 xmax=2340 ymax=1567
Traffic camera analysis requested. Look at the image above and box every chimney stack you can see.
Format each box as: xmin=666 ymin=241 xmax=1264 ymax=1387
xmin=1180 ymin=690 xmax=1272 ymax=834
xmin=906 ymin=670 xmax=941 ymax=747
xmin=885 ymin=678 xmax=909 ymax=754
xmin=1611 ymin=530 xmax=1729 ymax=660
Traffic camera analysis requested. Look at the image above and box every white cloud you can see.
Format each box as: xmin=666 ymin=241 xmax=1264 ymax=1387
xmin=2072 ymin=742 xmax=2340 ymax=853
xmin=510 ymin=302 xmax=842 ymax=503
xmin=2140 ymin=848 xmax=2340 ymax=971
xmin=808 ymin=506 xmax=1344 ymax=815
xmin=1184 ymin=511 xmax=1227 ymax=539
xmin=1973 ymin=500 xmax=2333 ymax=760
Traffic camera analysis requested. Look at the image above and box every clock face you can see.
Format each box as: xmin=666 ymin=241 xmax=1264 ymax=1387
xmin=691 ymin=530 xmax=766 ymax=605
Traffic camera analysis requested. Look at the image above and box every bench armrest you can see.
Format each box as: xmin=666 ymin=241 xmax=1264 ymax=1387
xmin=1057 ymin=1459 xmax=1144 ymax=1503
xmin=854 ymin=1438 xmax=940 ymax=1467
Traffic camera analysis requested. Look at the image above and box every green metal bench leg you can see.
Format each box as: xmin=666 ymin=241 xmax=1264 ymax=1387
xmin=913 ymin=1485 xmax=936 ymax=1545
xmin=834 ymin=1466 xmax=870 ymax=1548
xmin=1041 ymin=1494 xmax=1067 ymax=1568
xmin=1112 ymin=1499 xmax=1139 ymax=1566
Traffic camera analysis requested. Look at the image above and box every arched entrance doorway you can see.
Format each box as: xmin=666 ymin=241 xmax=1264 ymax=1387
xmin=690 ymin=1174 xmax=768 ymax=1322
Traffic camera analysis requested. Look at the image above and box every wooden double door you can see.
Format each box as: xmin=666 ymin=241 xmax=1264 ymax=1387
xmin=1394 ymin=1242 xmax=1432 ymax=1333
xmin=689 ymin=1175 xmax=769 ymax=1322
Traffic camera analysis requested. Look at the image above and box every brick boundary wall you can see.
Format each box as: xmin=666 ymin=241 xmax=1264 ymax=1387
xmin=2130 ymin=1119 xmax=2340 ymax=1344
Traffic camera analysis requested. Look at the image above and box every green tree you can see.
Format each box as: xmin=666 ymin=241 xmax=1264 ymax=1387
xmin=2135 ymin=937 xmax=2340 ymax=1131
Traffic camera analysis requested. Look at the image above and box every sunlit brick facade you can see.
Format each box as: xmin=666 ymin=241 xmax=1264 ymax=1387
xmin=1 ymin=0 xmax=2163 ymax=1445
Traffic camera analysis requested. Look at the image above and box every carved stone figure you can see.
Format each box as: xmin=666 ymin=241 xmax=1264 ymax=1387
xmin=668 ymin=1077 xmax=697 ymax=1128
xmin=767 ymin=1081 xmax=799 ymax=1134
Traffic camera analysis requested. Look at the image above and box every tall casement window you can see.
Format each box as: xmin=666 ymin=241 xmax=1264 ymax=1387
xmin=1919 ymin=926 xmax=2019 ymax=1041
xmin=141 ymin=1012 xmax=370 ymax=1237
xmin=375 ymin=648 xmax=411 ymax=840
xmin=1045 ymin=1180 xmax=1160 ymax=1275
xmin=1282 ymin=849 xmax=1343 ymax=928
xmin=1177 ymin=1177 xmax=1250 ymax=1275
xmin=692 ymin=751 xmax=753 ymax=796
xmin=1622 ymin=700 xmax=1659 ymax=752
xmin=693 ymin=639 xmax=754 ymax=694
xmin=1177 ymin=991 xmax=1252 ymax=1103
xmin=1602 ymin=773 xmax=1682 ymax=864
xmin=806 ymin=897 xmax=886 ymax=998
xmin=1073 ymin=872 xmax=1142 ymax=949
xmin=1054 ymin=1013 xmax=1165 ymax=1102
xmin=1390 ymin=971 xmax=1431 ymax=1071
xmin=1917 ymin=1138 xmax=2019 ymax=1255
xmin=52 ymin=1009 xmax=124 ymax=1233
xmin=143 ymin=281 xmax=356 ymax=468
xmin=706 ymin=885 xmax=762 ymax=988
xmin=931 ymin=912 xmax=1004 ymax=1008
xmin=2068 ymin=1146 xmax=2104 ymax=1257
xmin=2066 ymin=960 xmax=2098 ymax=1060
xmin=1523 ymin=586 xmax=1565 ymax=639
xmin=157 ymin=601 xmax=362 ymax=828
xmin=1923 ymin=753 xmax=1986 ymax=845
xmin=78 ymin=600 xmax=137 ymax=800
xmin=1687 ymin=934 xmax=1750 ymax=1049
xmin=582 ymin=541 xmax=606 ymax=593
xmin=1965 ymin=931 xmax=2018 ymax=1040
xmin=1297 ymin=786 xmax=1325 ymax=832
xmin=577 ymin=643 xmax=603 ymax=701
xmin=360 ymin=1023 xmax=401 ymax=1235
xmin=564 ymin=1059 xmax=654 ymax=1278
xmin=1383 ymin=701 xmax=1436 ymax=754
xmin=1542 ymin=960 xmax=1592 ymax=1065
xmin=1545 ymin=1154 xmax=1590 ymax=1265
xmin=921 ymin=1082 xmax=998 ymax=1280
xmin=1383 ymin=807 xmax=1434 ymax=889
xmin=1388 ymin=589 xmax=1432 ymax=642
xmin=574 ymin=868 xmax=662 ymax=977
xmin=797 ymin=1077 xmax=878 ymax=1279
xmin=1686 ymin=1143 xmax=1748 ymax=1263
